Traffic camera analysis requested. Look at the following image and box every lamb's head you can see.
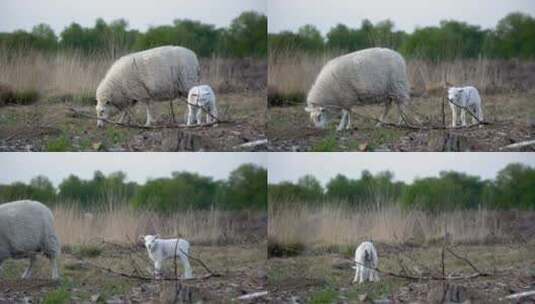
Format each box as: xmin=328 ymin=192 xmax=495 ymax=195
xmin=447 ymin=87 xmax=463 ymax=103
xmin=305 ymin=105 xmax=328 ymax=128
xmin=142 ymin=234 xmax=160 ymax=251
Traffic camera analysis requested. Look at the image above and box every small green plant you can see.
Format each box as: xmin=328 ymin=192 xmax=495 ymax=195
xmin=312 ymin=134 xmax=337 ymax=152
xmin=43 ymin=288 xmax=70 ymax=304
xmin=71 ymin=244 xmax=103 ymax=258
xmin=106 ymin=128 xmax=126 ymax=145
xmin=45 ymin=135 xmax=72 ymax=152
xmin=310 ymin=288 xmax=337 ymax=304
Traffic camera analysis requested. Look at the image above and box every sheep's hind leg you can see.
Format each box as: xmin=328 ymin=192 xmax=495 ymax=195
xmin=179 ymin=253 xmax=193 ymax=279
xmin=21 ymin=255 xmax=36 ymax=279
xmin=377 ymin=101 xmax=392 ymax=127
xmin=337 ymin=109 xmax=349 ymax=131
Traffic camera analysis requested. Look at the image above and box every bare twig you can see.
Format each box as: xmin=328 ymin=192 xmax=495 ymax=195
xmin=179 ymin=249 xmax=221 ymax=277
xmin=237 ymin=291 xmax=268 ymax=300
xmin=445 ymin=247 xmax=488 ymax=275
xmin=500 ymin=139 xmax=535 ymax=150
xmin=500 ymin=290 xmax=535 ymax=301
xmin=68 ymin=107 xmax=228 ymax=129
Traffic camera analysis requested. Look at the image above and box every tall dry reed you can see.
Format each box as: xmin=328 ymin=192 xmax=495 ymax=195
xmin=53 ymin=204 xmax=263 ymax=246
xmin=269 ymin=202 xmax=503 ymax=249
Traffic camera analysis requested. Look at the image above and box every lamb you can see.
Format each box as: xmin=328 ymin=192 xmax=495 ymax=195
xmin=96 ymin=45 xmax=200 ymax=127
xmin=447 ymin=86 xmax=483 ymax=127
xmin=142 ymin=234 xmax=192 ymax=279
xmin=186 ymin=85 xmax=218 ymax=125
xmin=352 ymin=241 xmax=379 ymax=284
xmin=304 ymin=48 xmax=412 ymax=131
xmin=0 ymin=200 xmax=60 ymax=280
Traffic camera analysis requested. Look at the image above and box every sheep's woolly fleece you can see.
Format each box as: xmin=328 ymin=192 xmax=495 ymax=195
xmin=96 ymin=46 xmax=200 ymax=110
xmin=307 ymin=47 xmax=410 ymax=110
xmin=0 ymin=200 xmax=60 ymax=280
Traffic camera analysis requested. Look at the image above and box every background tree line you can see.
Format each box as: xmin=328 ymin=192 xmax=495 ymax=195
xmin=268 ymin=12 xmax=535 ymax=60
xmin=0 ymin=164 xmax=267 ymax=212
xmin=0 ymin=11 xmax=267 ymax=58
xmin=268 ymin=163 xmax=535 ymax=211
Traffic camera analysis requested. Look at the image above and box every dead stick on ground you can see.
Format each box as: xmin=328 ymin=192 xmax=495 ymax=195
xmin=68 ymin=107 xmax=228 ymax=129
xmin=180 ymin=248 xmax=221 ymax=277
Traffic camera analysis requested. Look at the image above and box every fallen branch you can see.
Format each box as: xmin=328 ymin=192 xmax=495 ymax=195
xmin=237 ymin=291 xmax=268 ymax=300
xmin=500 ymin=139 xmax=535 ymax=150
xmin=179 ymin=248 xmax=221 ymax=277
xmin=500 ymin=290 xmax=535 ymax=301
xmin=233 ymin=139 xmax=268 ymax=149
xmin=68 ymin=107 xmax=228 ymax=129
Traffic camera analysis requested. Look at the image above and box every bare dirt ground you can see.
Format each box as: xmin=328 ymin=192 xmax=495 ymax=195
xmin=267 ymin=93 xmax=535 ymax=152
xmin=0 ymin=91 xmax=266 ymax=152
xmin=0 ymin=242 xmax=267 ymax=303
xmin=268 ymin=242 xmax=535 ymax=303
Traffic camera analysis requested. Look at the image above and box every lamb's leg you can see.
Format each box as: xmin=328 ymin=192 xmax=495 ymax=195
xmin=187 ymin=105 xmax=196 ymax=126
xmin=22 ymin=255 xmax=36 ymax=279
xmin=352 ymin=265 xmax=360 ymax=284
xmin=345 ymin=110 xmax=352 ymax=130
xmin=461 ymin=108 xmax=467 ymax=127
xmin=145 ymin=102 xmax=154 ymax=127
xmin=179 ymin=253 xmax=193 ymax=279
xmin=154 ymin=261 xmax=162 ymax=279
xmin=337 ymin=109 xmax=349 ymax=131
xmin=196 ymin=106 xmax=204 ymax=125
xmin=478 ymin=106 xmax=484 ymax=128
xmin=450 ymin=104 xmax=457 ymax=127
xmin=50 ymin=256 xmax=59 ymax=280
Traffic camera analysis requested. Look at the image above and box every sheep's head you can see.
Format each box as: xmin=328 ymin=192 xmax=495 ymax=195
xmin=305 ymin=106 xmax=328 ymax=128
xmin=143 ymin=234 xmax=160 ymax=251
xmin=447 ymin=87 xmax=463 ymax=103
xmin=95 ymin=98 xmax=112 ymax=128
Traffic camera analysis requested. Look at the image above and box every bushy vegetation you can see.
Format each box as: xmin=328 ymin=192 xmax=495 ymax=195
xmin=269 ymin=163 xmax=535 ymax=211
xmin=0 ymin=11 xmax=266 ymax=58
xmin=0 ymin=164 xmax=266 ymax=211
xmin=269 ymin=12 xmax=535 ymax=60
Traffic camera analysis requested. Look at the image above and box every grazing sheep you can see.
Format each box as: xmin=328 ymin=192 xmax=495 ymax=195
xmin=186 ymin=85 xmax=218 ymax=126
xmin=447 ymin=86 xmax=483 ymax=127
xmin=304 ymin=48 xmax=412 ymax=131
xmin=0 ymin=200 xmax=60 ymax=280
xmin=96 ymin=46 xmax=200 ymax=127
xmin=352 ymin=241 xmax=379 ymax=284
xmin=142 ymin=234 xmax=192 ymax=279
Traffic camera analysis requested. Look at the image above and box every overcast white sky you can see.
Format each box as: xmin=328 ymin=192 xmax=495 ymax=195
xmin=0 ymin=153 xmax=267 ymax=186
xmin=0 ymin=0 xmax=266 ymax=34
xmin=268 ymin=153 xmax=535 ymax=185
xmin=268 ymin=0 xmax=535 ymax=34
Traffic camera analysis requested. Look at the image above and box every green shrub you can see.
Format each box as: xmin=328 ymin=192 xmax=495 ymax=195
xmin=45 ymin=135 xmax=72 ymax=152
xmin=311 ymin=134 xmax=337 ymax=152
xmin=43 ymin=289 xmax=70 ymax=304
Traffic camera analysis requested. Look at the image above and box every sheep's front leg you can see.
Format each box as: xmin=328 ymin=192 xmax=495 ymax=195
xmin=352 ymin=265 xmax=360 ymax=284
xmin=337 ymin=109 xmax=349 ymax=131
xmin=477 ymin=106 xmax=484 ymax=128
xmin=50 ymin=256 xmax=59 ymax=280
xmin=145 ymin=102 xmax=154 ymax=126
xmin=207 ymin=105 xmax=217 ymax=124
xmin=22 ymin=255 xmax=36 ymax=279
xmin=461 ymin=108 xmax=467 ymax=127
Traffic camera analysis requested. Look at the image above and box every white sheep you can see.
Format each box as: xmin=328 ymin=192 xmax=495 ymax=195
xmin=447 ymin=86 xmax=483 ymax=127
xmin=142 ymin=234 xmax=192 ymax=279
xmin=352 ymin=241 xmax=379 ymax=284
xmin=96 ymin=46 xmax=200 ymax=127
xmin=186 ymin=85 xmax=218 ymax=126
xmin=305 ymin=48 xmax=412 ymax=131
xmin=0 ymin=200 xmax=60 ymax=280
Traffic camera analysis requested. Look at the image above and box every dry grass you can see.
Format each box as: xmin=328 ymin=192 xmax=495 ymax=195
xmin=268 ymin=50 xmax=535 ymax=101
xmin=269 ymin=203 xmax=504 ymax=249
xmin=53 ymin=204 xmax=264 ymax=247
xmin=0 ymin=49 xmax=265 ymax=100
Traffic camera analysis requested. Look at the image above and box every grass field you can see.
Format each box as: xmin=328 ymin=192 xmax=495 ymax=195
xmin=0 ymin=206 xmax=267 ymax=303
xmin=267 ymin=203 xmax=535 ymax=303
xmin=267 ymin=51 xmax=535 ymax=152
xmin=0 ymin=50 xmax=267 ymax=152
